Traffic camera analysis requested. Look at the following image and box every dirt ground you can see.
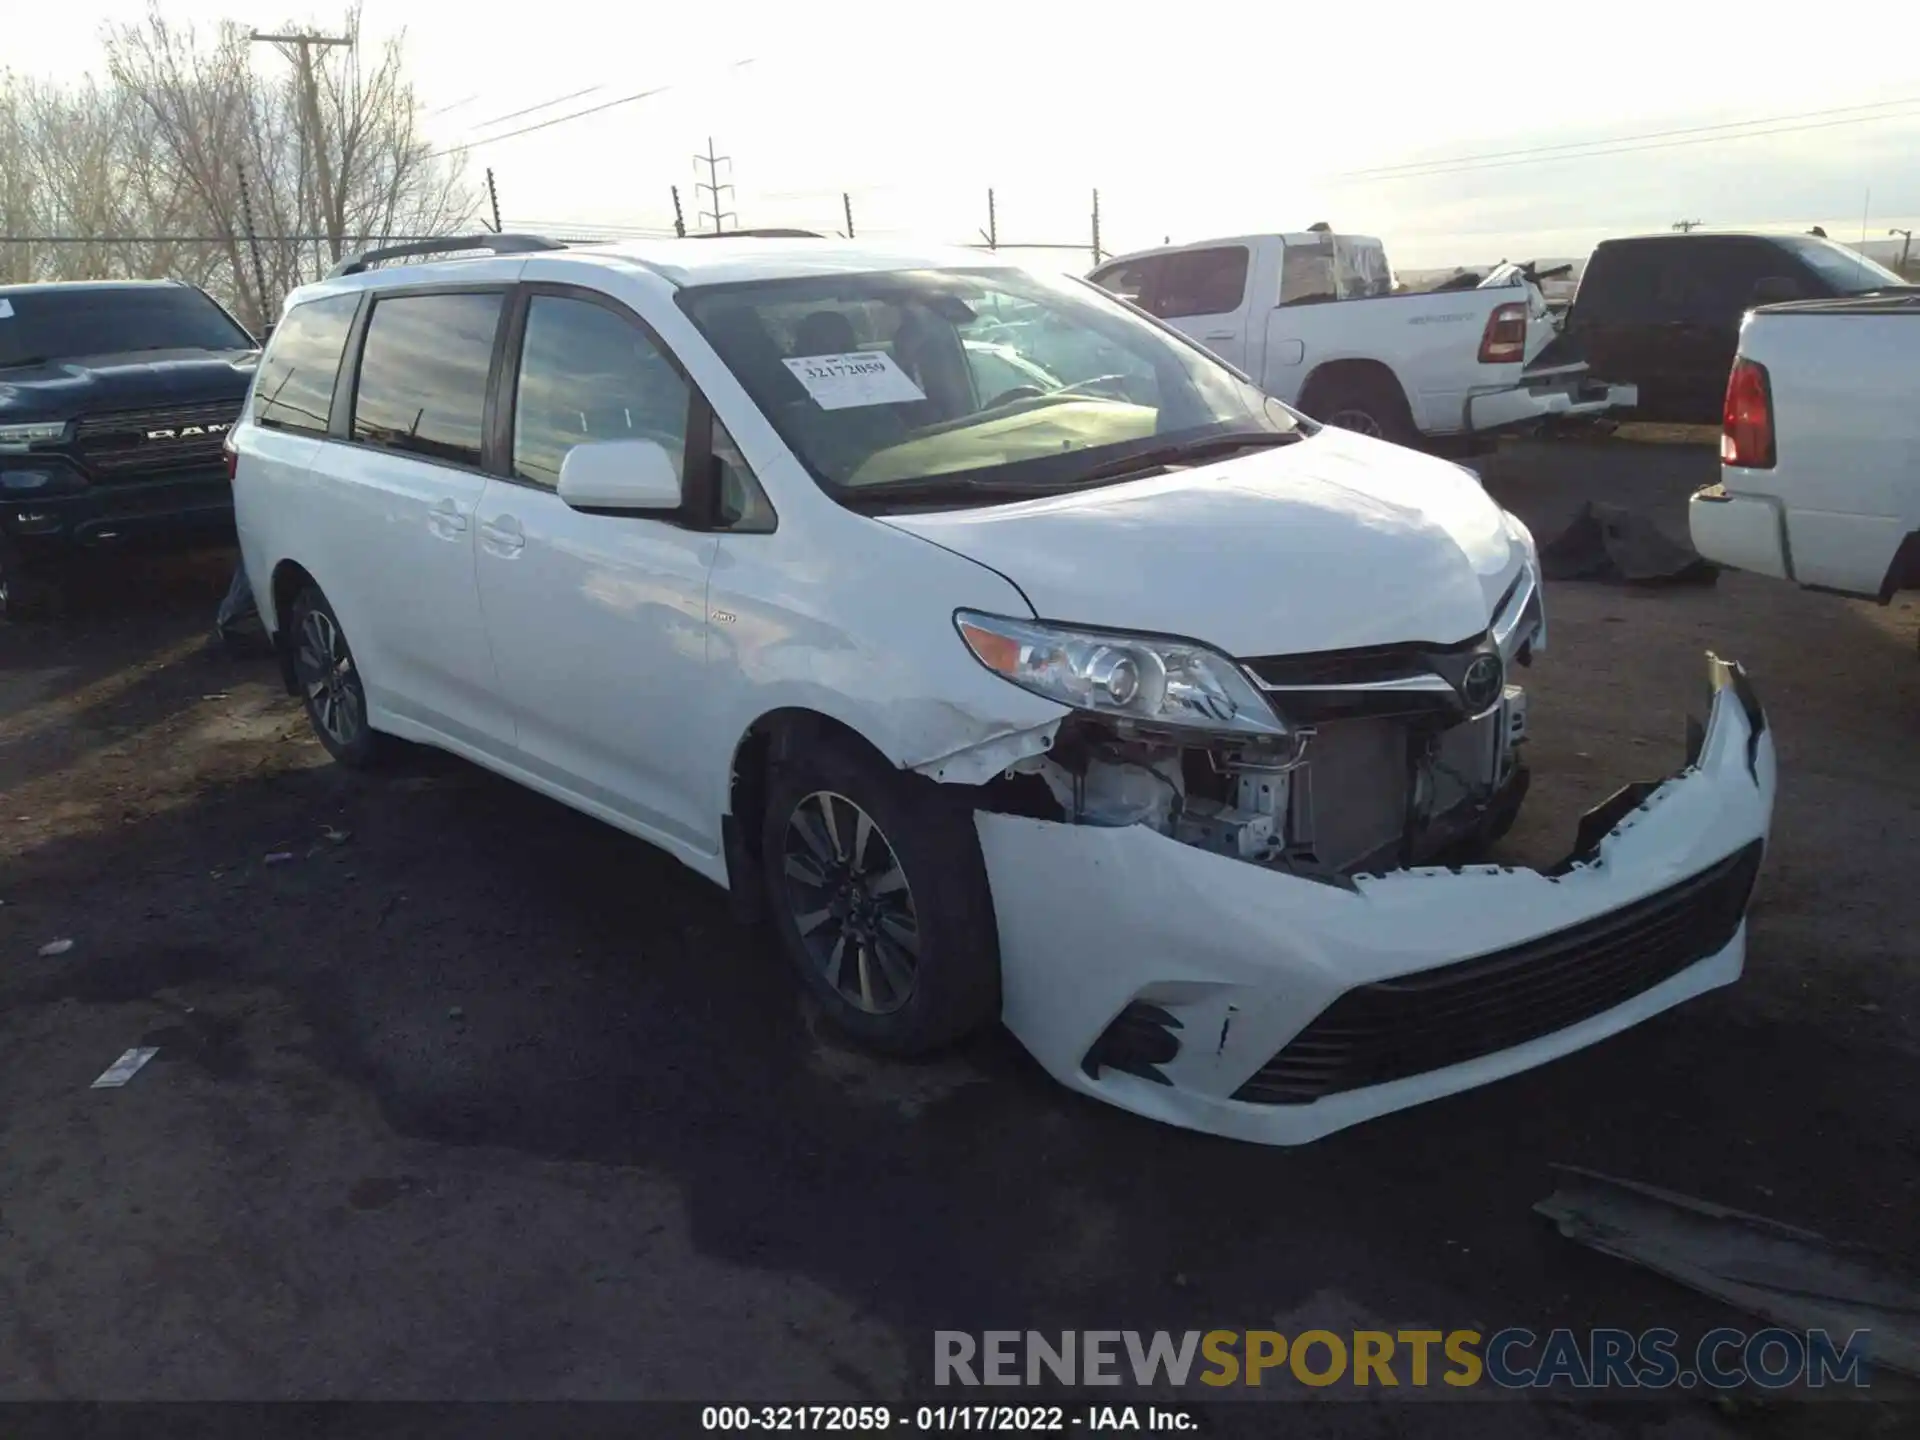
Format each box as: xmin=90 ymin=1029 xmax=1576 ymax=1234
xmin=2 ymin=438 xmax=1917 ymax=1433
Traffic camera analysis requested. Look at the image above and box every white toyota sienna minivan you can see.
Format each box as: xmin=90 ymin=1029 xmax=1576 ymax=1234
xmin=231 ymin=233 xmax=1776 ymax=1145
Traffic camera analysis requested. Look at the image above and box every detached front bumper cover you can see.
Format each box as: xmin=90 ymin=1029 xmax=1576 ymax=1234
xmin=980 ymin=654 xmax=1775 ymax=1145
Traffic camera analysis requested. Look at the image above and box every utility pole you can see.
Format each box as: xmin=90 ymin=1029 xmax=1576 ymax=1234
xmin=979 ymin=188 xmax=997 ymax=250
xmin=250 ymin=30 xmax=355 ymax=265
xmin=843 ymin=192 xmax=855 ymax=240
xmin=693 ymin=137 xmax=735 ymax=234
xmin=1671 ymin=219 xmax=1702 ymax=233
xmin=1091 ymin=188 xmax=1103 ymax=265
xmin=485 ymin=169 xmax=502 ymax=232
xmin=670 ymin=185 xmax=686 ymax=238
xmin=1892 ymin=227 xmax=1914 ymax=275
xmin=236 ymin=159 xmax=270 ymax=332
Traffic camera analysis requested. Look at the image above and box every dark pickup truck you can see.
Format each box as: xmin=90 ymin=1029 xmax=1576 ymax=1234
xmin=1561 ymin=231 xmax=1910 ymax=424
xmin=0 ymin=279 xmax=259 ymax=618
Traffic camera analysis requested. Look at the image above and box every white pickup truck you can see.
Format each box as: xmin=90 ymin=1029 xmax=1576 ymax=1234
xmin=1089 ymin=232 xmax=1635 ymax=445
xmin=1690 ymin=292 xmax=1920 ymax=604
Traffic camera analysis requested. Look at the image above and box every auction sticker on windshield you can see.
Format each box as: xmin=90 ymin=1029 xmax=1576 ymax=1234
xmin=782 ymin=350 xmax=927 ymax=410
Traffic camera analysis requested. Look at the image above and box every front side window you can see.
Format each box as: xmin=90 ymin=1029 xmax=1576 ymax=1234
xmin=253 ymin=293 xmax=359 ymax=435
xmin=512 ymin=294 xmax=691 ymax=489
xmin=679 ymin=265 xmax=1297 ymax=502
xmin=351 ymin=291 xmax=503 ymax=468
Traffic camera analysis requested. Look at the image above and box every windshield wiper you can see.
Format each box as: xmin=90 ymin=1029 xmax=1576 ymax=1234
xmin=0 ymin=356 xmax=54 ymax=370
xmin=1066 ymin=429 xmax=1304 ymax=485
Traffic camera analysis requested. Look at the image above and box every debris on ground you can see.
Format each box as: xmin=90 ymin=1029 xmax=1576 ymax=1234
xmin=321 ymin=825 xmax=352 ymax=845
xmin=37 ymin=938 xmax=73 ymax=957
xmin=447 ymin=1006 xmax=466 ymax=1022
xmin=1539 ymin=501 xmax=1719 ymax=585
xmin=264 ymin=851 xmax=296 ymax=865
xmin=90 ymin=1047 xmax=159 ymax=1089
xmin=1536 ymin=1164 xmax=1920 ymax=1377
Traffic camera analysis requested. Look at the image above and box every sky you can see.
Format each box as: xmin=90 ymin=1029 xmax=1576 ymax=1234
xmin=24 ymin=0 xmax=1920 ymax=271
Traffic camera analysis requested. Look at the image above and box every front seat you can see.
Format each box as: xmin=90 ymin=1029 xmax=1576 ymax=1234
xmin=793 ymin=309 xmax=858 ymax=357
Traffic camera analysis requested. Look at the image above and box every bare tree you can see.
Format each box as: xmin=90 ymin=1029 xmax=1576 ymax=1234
xmin=0 ymin=6 xmax=474 ymax=325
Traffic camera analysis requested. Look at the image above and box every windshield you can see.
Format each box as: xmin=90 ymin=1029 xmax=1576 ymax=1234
xmin=677 ymin=266 xmax=1299 ymax=500
xmin=1771 ymin=235 xmax=1909 ymax=295
xmin=0 ymin=286 xmax=255 ymax=369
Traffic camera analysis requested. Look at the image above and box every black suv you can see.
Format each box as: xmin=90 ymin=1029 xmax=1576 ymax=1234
xmin=1563 ymin=231 xmax=1909 ymax=424
xmin=0 ymin=280 xmax=259 ymax=617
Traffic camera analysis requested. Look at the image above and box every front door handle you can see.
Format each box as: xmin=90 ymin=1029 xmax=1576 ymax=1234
xmin=428 ymin=499 xmax=467 ymax=540
xmin=1203 ymin=330 xmax=1237 ymax=341
xmin=479 ymin=515 xmax=525 ymax=556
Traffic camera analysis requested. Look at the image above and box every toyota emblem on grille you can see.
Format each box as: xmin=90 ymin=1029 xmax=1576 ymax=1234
xmin=1460 ymin=654 xmax=1504 ymax=714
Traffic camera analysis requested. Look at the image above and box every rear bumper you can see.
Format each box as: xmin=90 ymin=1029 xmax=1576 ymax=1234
xmin=1466 ymin=375 xmax=1638 ymax=434
xmin=0 ymin=470 xmax=234 ymax=558
xmin=1688 ymin=484 xmax=1790 ymax=581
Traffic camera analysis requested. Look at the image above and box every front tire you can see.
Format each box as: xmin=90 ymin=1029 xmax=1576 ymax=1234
xmin=760 ymin=734 xmax=1000 ymax=1055
xmin=288 ymin=583 xmax=386 ymax=768
xmin=1309 ymin=373 xmax=1418 ymax=446
xmin=0 ymin=540 xmax=64 ymax=622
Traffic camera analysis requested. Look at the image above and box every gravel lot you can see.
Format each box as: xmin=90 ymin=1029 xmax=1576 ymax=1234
xmin=2 ymin=438 xmax=1916 ymax=1433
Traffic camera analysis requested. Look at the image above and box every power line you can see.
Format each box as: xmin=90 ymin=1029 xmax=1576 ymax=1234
xmin=423 ymin=58 xmax=755 ymax=161
xmin=466 ymin=84 xmax=604 ymax=133
xmin=1334 ymin=97 xmax=1920 ymax=183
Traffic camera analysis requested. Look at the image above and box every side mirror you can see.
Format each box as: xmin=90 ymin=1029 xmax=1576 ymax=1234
xmin=557 ymin=438 xmax=683 ymax=514
xmin=1750 ymin=276 xmax=1805 ymax=305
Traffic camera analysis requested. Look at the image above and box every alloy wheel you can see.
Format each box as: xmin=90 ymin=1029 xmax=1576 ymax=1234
xmin=780 ymin=790 xmax=921 ymax=1016
xmin=295 ymin=607 xmax=363 ymax=747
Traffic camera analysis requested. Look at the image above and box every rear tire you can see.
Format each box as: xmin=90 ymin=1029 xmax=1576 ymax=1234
xmin=0 ymin=540 xmax=64 ymax=622
xmin=287 ymin=583 xmax=387 ymax=769
xmin=760 ymin=733 xmax=1000 ymax=1055
xmin=1308 ymin=372 xmax=1418 ymax=446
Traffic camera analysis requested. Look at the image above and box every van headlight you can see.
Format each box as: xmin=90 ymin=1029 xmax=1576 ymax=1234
xmin=955 ymin=611 xmax=1288 ymax=737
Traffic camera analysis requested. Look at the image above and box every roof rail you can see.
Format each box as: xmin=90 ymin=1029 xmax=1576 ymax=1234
xmin=328 ymin=233 xmax=567 ymax=279
xmin=692 ymin=228 xmax=824 ymax=240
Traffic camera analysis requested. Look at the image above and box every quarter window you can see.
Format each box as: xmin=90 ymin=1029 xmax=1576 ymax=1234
xmin=512 ymin=295 xmax=691 ymax=490
xmin=253 ymin=293 xmax=359 ymax=435
xmin=351 ymin=291 xmax=503 ymax=468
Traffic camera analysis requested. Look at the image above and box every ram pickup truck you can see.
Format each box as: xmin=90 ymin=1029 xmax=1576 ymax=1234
xmin=1089 ymin=232 xmax=1634 ymax=445
xmin=0 ymin=279 xmax=259 ymax=618
xmin=1690 ymin=292 xmax=1920 ymax=606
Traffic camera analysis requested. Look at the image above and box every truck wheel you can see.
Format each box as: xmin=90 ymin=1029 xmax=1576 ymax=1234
xmin=760 ymin=733 xmax=1001 ymax=1056
xmin=1309 ymin=374 xmax=1417 ymax=446
xmin=287 ymin=583 xmax=387 ymax=768
xmin=0 ymin=541 xmax=63 ymax=622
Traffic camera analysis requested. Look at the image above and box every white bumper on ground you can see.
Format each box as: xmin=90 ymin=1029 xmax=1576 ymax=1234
xmin=1466 ymin=377 xmax=1639 ymax=434
xmin=1689 ymin=484 xmax=1791 ymax=581
xmin=981 ymin=660 xmax=1775 ymax=1145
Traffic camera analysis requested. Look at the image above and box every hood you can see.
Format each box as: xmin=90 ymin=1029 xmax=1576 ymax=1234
xmin=877 ymin=428 xmax=1526 ymax=658
xmin=0 ymin=349 xmax=257 ymax=422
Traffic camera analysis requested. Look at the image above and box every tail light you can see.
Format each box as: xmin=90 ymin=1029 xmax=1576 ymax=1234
xmin=223 ymin=429 xmax=239 ymax=482
xmin=1477 ymin=301 xmax=1529 ymax=364
xmin=1721 ymin=358 xmax=1775 ymax=469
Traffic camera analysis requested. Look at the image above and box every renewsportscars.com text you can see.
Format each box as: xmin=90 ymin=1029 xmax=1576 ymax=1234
xmin=935 ymin=1328 xmax=1873 ymax=1391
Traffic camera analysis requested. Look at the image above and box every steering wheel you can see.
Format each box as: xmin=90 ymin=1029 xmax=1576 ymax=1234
xmin=983 ymin=385 xmax=1046 ymax=409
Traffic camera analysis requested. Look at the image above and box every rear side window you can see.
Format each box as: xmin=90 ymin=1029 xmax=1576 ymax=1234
xmin=1574 ymin=244 xmax=1660 ymax=323
xmin=511 ymin=294 xmax=691 ymax=489
xmin=1155 ymin=247 xmax=1249 ymax=318
xmin=1091 ymin=258 xmax=1160 ymax=307
xmin=352 ymin=291 xmax=503 ymax=468
xmin=253 ymin=293 xmax=359 ymax=435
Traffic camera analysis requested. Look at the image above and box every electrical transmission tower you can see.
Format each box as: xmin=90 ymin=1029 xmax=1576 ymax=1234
xmin=1672 ymin=219 xmax=1703 ymax=233
xmin=694 ymin=138 xmax=736 ymax=234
